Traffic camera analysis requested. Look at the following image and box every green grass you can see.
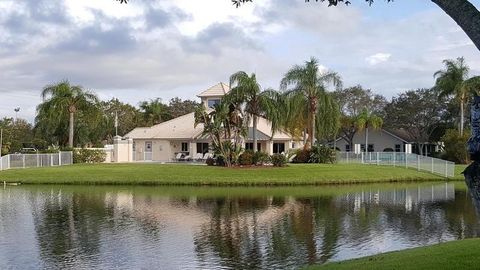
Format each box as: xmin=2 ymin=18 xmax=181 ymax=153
xmin=0 ymin=163 xmax=463 ymax=186
xmin=307 ymin=238 xmax=480 ymax=270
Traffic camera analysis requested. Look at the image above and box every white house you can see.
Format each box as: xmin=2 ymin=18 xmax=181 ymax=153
xmin=335 ymin=129 xmax=443 ymax=155
xmin=124 ymin=83 xmax=304 ymax=162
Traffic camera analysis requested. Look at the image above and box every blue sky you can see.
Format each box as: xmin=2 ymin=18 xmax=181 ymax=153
xmin=1 ymin=0 xmax=480 ymax=121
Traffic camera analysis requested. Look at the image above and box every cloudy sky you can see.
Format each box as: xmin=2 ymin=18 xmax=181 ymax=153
xmin=1 ymin=0 xmax=480 ymax=121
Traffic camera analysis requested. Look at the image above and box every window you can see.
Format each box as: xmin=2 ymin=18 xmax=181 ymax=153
xmin=145 ymin=141 xmax=152 ymax=152
xmin=196 ymin=143 xmax=209 ymax=154
xmin=292 ymin=142 xmax=296 ymax=149
xmin=133 ymin=142 xmax=136 ymax=152
xmin=273 ymin=143 xmax=285 ymax=154
xmin=181 ymin=142 xmax=188 ymax=152
xmin=245 ymin=143 xmax=261 ymax=151
xmin=361 ymin=144 xmax=374 ymax=152
xmin=395 ymin=144 xmax=401 ymax=152
xmin=345 ymin=144 xmax=351 ymax=152
xmin=207 ymin=99 xmax=221 ymax=108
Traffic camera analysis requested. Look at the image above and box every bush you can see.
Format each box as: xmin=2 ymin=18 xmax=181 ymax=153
xmin=239 ymin=150 xmax=254 ymax=165
xmin=292 ymin=149 xmax=311 ymax=163
xmin=215 ymin=156 xmax=226 ymax=167
xmin=73 ymin=148 xmax=106 ymax=164
xmin=441 ymin=129 xmax=469 ymax=164
xmin=310 ymin=145 xmax=336 ymax=164
xmin=253 ymin=151 xmax=270 ymax=165
xmin=206 ymin=157 xmax=215 ymax=166
xmin=271 ymin=154 xmax=287 ymax=167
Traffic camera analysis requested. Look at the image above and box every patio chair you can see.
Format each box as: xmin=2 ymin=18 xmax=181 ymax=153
xmin=193 ymin=153 xmax=204 ymax=161
xmin=174 ymin=153 xmax=183 ymax=162
xmin=203 ymin=153 xmax=213 ymax=160
xmin=182 ymin=155 xmax=192 ymax=162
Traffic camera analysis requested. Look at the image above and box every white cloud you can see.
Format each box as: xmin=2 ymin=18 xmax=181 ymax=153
xmin=365 ymin=53 xmax=392 ymax=65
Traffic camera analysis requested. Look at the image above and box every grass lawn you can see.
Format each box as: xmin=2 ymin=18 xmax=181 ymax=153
xmin=0 ymin=163 xmax=464 ymax=186
xmin=307 ymin=238 xmax=480 ymax=270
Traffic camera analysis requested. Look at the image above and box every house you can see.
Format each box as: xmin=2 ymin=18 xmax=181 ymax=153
xmin=335 ymin=129 xmax=443 ymax=155
xmin=124 ymin=83 xmax=304 ymax=162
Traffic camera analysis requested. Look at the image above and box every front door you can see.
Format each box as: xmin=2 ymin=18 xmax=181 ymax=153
xmin=145 ymin=141 xmax=153 ymax=161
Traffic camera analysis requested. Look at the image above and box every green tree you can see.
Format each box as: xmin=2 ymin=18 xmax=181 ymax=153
xmin=194 ymin=100 xmax=246 ymax=167
xmin=356 ymin=109 xmax=383 ymax=152
xmin=333 ymin=85 xmax=387 ymax=149
xmin=280 ymin=57 xmax=342 ymax=148
xmin=226 ymin=71 xmax=279 ymax=152
xmin=38 ymin=80 xmax=99 ymax=147
xmin=139 ymin=98 xmax=172 ymax=126
xmin=167 ymin=98 xmax=200 ymax=118
xmin=101 ymin=98 xmax=143 ymax=139
xmin=434 ymin=57 xmax=480 ymax=136
xmin=384 ymin=88 xmax=444 ymax=156
xmin=0 ymin=117 xmax=35 ymax=154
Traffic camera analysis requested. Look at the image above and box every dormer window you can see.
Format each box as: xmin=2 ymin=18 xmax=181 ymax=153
xmin=208 ymin=99 xmax=221 ymax=108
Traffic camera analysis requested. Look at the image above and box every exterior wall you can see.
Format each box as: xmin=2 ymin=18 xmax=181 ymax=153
xmin=336 ymin=130 xmax=405 ymax=152
xmin=113 ymin=137 xmax=133 ymax=163
xmin=133 ymin=139 xmax=173 ymax=162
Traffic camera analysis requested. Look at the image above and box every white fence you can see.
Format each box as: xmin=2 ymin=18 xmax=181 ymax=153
xmin=336 ymin=152 xmax=455 ymax=178
xmin=0 ymin=152 xmax=73 ymax=171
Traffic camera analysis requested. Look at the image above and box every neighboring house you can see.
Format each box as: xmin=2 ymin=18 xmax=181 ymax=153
xmin=335 ymin=129 xmax=443 ymax=155
xmin=124 ymin=83 xmax=304 ymax=162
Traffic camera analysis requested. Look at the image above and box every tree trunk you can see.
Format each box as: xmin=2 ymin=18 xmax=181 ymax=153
xmin=432 ymin=0 xmax=480 ymax=51
xmin=460 ymin=99 xmax=465 ymax=136
xmin=310 ymin=111 xmax=316 ymax=148
xmin=365 ymin=127 xmax=369 ymax=152
xmin=253 ymin=115 xmax=258 ymax=153
xmin=69 ymin=111 xmax=74 ymax=148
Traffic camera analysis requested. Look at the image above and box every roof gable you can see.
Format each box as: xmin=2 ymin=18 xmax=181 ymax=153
xmin=197 ymin=82 xmax=230 ymax=97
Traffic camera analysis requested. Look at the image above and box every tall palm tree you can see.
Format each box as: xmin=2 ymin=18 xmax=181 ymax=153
xmin=356 ymin=109 xmax=383 ymax=153
xmin=227 ymin=71 xmax=279 ymax=152
xmin=39 ymin=80 xmax=98 ymax=147
xmin=280 ymin=57 xmax=342 ymax=148
xmin=434 ymin=57 xmax=473 ymax=136
xmin=139 ymin=98 xmax=172 ymax=126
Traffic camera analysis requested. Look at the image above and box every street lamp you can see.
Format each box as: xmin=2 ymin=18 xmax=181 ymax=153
xmin=14 ymin=107 xmax=20 ymax=123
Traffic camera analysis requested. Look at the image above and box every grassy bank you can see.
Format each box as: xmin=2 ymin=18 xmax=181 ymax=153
xmin=0 ymin=163 xmax=462 ymax=186
xmin=307 ymin=238 xmax=480 ymax=270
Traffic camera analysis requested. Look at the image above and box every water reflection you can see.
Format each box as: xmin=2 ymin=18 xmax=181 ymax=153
xmin=0 ymin=183 xmax=479 ymax=270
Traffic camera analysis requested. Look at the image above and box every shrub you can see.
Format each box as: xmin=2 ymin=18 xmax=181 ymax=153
xmin=441 ymin=129 xmax=469 ymax=164
xmin=215 ymin=156 xmax=226 ymax=167
xmin=271 ymin=154 xmax=287 ymax=167
xmin=292 ymin=149 xmax=311 ymax=163
xmin=206 ymin=157 xmax=215 ymax=166
xmin=310 ymin=145 xmax=336 ymax=164
xmin=253 ymin=151 xmax=270 ymax=165
xmin=239 ymin=150 xmax=254 ymax=165
xmin=73 ymin=148 xmax=106 ymax=164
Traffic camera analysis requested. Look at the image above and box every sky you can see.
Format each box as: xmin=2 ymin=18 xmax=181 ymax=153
xmin=1 ymin=0 xmax=480 ymax=122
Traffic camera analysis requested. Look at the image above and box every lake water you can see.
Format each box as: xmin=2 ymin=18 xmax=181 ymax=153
xmin=1 ymin=183 xmax=479 ymax=270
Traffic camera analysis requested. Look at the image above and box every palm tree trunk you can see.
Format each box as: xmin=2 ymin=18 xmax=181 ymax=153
xmin=253 ymin=115 xmax=258 ymax=153
xmin=460 ymin=99 xmax=465 ymax=136
xmin=69 ymin=111 xmax=74 ymax=147
xmin=310 ymin=111 xmax=316 ymax=148
xmin=365 ymin=127 xmax=369 ymax=153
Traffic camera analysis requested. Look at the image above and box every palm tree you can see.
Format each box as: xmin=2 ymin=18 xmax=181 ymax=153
xmin=227 ymin=71 xmax=279 ymax=152
xmin=280 ymin=57 xmax=342 ymax=148
xmin=139 ymin=98 xmax=171 ymax=126
xmin=356 ymin=109 xmax=383 ymax=153
xmin=434 ymin=57 xmax=474 ymax=136
xmin=39 ymin=80 xmax=98 ymax=147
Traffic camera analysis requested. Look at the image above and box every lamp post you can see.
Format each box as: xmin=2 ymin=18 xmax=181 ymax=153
xmin=14 ymin=107 xmax=20 ymax=123
xmin=0 ymin=128 xmax=3 ymax=157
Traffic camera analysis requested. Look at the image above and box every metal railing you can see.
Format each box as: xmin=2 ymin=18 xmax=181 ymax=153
xmin=0 ymin=152 xmax=73 ymax=171
xmin=336 ymin=152 xmax=455 ymax=178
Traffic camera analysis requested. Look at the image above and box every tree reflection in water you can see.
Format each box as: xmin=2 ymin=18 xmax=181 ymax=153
xmin=2 ymin=183 xmax=478 ymax=270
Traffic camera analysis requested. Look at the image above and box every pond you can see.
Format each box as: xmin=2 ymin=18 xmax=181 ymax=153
xmin=1 ymin=183 xmax=479 ymax=269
